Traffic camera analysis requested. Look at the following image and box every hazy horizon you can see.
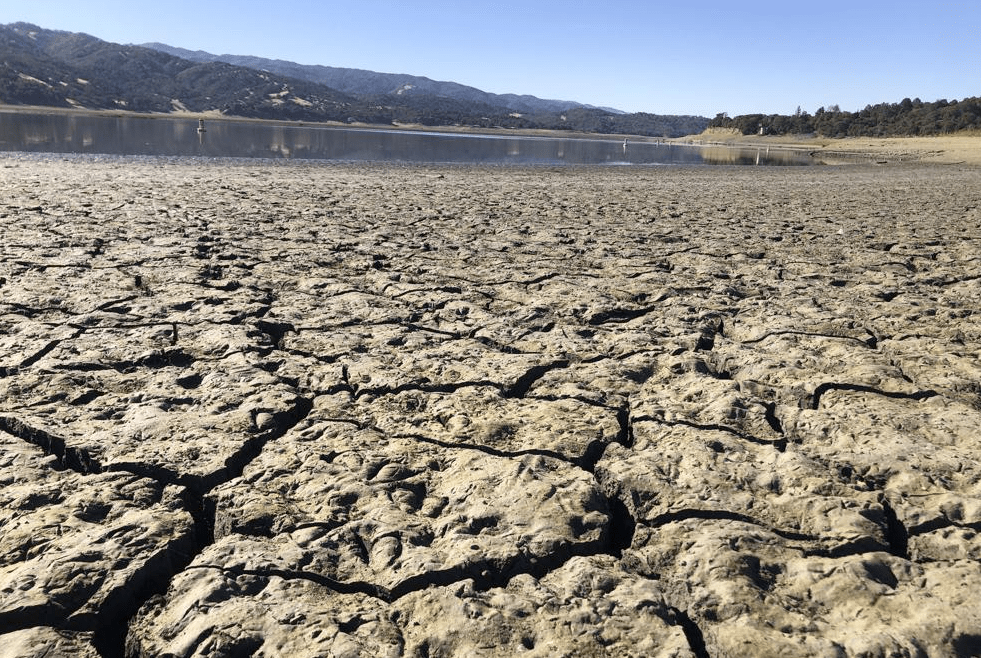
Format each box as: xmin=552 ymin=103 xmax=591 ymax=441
xmin=3 ymin=0 xmax=978 ymax=117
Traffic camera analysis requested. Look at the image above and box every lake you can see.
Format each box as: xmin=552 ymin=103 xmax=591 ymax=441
xmin=0 ymin=110 xmax=814 ymax=166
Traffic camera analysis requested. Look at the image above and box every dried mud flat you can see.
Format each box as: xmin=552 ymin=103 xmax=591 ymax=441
xmin=2 ymin=153 xmax=981 ymax=658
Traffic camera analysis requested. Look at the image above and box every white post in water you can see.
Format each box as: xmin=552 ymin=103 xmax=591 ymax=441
xmin=197 ymin=118 xmax=206 ymax=133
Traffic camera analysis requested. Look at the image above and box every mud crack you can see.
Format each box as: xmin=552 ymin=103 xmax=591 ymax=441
xmin=808 ymin=382 xmax=939 ymax=409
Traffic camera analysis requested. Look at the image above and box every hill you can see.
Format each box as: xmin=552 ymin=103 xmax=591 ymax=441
xmin=0 ymin=23 xmax=709 ymax=137
xmin=0 ymin=23 xmax=354 ymax=119
xmin=142 ymin=42 xmax=620 ymax=116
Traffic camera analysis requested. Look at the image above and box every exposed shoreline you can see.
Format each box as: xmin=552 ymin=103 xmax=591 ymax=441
xmin=681 ymin=129 xmax=981 ymax=165
xmin=2 ymin=155 xmax=980 ymax=656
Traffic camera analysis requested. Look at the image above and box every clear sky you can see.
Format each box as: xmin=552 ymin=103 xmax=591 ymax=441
xmin=3 ymin=0 xmax=979 ymax=117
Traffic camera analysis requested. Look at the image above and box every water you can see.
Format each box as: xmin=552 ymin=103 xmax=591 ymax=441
xmin=0 ymin=110 xmax=814 ymax=166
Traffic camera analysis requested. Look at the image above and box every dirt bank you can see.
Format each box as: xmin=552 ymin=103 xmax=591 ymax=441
xmin=685 ymin=129 xmax=981 ymax=165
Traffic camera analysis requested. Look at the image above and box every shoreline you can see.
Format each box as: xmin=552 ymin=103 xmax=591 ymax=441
xmin=0 ymin=103 xmax=661 ymax=144
xmin=6 ymin=103 xmax=979 ymax=162
xmin=679 ymin=129 xmax=981 ymax=165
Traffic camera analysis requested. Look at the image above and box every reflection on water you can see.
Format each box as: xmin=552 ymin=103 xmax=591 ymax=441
xmin=0 ymin=111 xmax=814 ymax=166
xmin=698 ymin=145 xmax=796 ymax=166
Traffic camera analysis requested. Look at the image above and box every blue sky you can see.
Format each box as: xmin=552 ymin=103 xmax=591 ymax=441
xmin=4 ymin=1 xmax=979 ymax=117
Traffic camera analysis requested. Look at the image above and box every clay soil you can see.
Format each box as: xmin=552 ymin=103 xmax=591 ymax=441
xmin=2 ymin=152 xmax=981 ymax=657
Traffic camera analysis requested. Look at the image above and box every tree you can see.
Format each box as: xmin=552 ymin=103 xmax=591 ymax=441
xmin=714 ymin=96 xmax=981 ymax=138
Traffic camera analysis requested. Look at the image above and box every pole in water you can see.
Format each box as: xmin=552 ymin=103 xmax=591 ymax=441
xmin=623 ymin=138 xmax=628 ymax=152
xmin=197 ymin=118 xmax=206 ymax=133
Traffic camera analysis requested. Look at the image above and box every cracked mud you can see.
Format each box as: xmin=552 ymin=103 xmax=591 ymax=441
xmin=2 ymin=153 xmax=981 ymax=657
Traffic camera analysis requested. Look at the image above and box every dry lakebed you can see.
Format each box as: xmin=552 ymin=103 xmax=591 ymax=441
xmin=2 ymin=151 xmax=981 ymax=657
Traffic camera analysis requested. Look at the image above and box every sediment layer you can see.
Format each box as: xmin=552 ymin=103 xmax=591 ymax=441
xmin=2 ymin=153 xmax=980 ymax=657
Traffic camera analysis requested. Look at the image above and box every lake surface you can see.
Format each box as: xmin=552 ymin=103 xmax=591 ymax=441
xmin=0 ymin=110 xmax=814 ymax=166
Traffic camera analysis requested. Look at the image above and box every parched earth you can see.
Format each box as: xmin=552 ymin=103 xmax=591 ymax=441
xmin=1 ymin=153 xmax=980 ymax=657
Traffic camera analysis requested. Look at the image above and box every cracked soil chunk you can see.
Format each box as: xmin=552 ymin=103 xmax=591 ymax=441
xmin=207 ymin=419 xmax=610 ymax=593
xmin=0 ymin=434 xmax=195 ymax=633
xmin=392 ymin=555 xmax=695 ymax=657
xmin=126 ymin=554 xmax=402 ymax=658
xmin=1 ymin=627 xmax=100 ymax=658
xmin=628 ymin=519 xmax=981 ymax=658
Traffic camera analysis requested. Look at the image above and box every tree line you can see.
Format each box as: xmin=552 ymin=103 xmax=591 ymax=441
xmin=709 ymin=97 xmax=981 ymax=137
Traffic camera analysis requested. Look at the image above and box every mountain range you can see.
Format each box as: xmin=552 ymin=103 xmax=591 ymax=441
xmin=0 ymin=23 xmax=709 ymax=137
xmin=142 ymin=42 xmax=620 ymax=116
